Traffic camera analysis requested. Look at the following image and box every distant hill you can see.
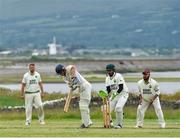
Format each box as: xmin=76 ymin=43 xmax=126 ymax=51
xmin=0 ymin=0 xmax=180 ymax=49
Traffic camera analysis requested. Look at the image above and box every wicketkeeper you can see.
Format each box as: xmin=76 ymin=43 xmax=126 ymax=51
xmin=135 ymin=68 xmax=165 ymax=128
xmin=105 ymin=64 xmax=129 ymax=129
xmin=55 ymin=64 xmax=93 ymax=128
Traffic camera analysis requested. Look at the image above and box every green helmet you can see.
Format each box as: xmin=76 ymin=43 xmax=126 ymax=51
xmin=106 ymin=64 xmax=115 ymax=71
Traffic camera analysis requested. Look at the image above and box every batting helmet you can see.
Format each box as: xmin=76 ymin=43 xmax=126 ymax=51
xmin=55 ymin=64 xmax=65 ymax=75
xmin=106 ymin=64 xmax=115 ymax=71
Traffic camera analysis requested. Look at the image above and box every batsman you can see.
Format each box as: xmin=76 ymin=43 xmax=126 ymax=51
xmin=55 ymin=64 xmax=93 ymax=128
xmin=105 ymin=64 xmax=129 ymax=129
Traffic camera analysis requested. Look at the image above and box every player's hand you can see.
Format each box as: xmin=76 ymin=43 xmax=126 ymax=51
xmin=149 ymin=99 xmax=153 ymax=105
xmin=139 ymin=99 xmax=142 ymax=105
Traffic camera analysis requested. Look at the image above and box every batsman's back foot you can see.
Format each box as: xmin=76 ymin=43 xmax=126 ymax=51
xmin=80 ymin=124 xmax=88 ymax=129
xmin=114 ymin=124 xmax=123 ymax=129
xmin=25 ymin=121 xmax=30 ymax=126
xmin=160 ymin=123 xmax=166 ymax=128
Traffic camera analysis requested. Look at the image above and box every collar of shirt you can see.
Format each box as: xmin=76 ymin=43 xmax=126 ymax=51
xmin=109 ymin=72 xmax=116 ymax=80
xmin=28 ymin=71 xmax=35 ymax=76
xmin=143 ymin=78 xmax=152 ymax=84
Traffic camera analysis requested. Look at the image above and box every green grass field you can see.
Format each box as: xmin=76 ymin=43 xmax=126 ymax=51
xmin=0 ymin=119 xmax=179 ymax=137
xmin=0 ymin=107 xmax=179 ymax=137
xmin=0 ymin=88 xmax=179 ymax=137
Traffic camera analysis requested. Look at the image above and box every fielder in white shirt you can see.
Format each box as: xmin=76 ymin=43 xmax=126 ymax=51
xmin=55 ymin=64 xmax=92 ymax=128
xmin=105 ymin=64 xmax=129 ymax=129
xmin=21 ymin=63 xmax=45 ymax=126
xmin=135 ymin=68 xmax=165 ymax=128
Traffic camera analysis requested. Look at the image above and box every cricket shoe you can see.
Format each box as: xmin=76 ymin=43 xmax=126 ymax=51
xmin=25 ymin=121 xmax=30 ymax=126
xmin=160 ymin=123 xmax=165 ymax=129
xmin=114 ymin=124 xmax=123 ymax=129
xmin=135 ymin=125 xmax=143 ymax=128
xmin=39 ymin=121 xmax=46 ymax=125
xmin=80 ymin=124 xmax=88 ymax=129
xmin=88 ymin=121 xmax=93 ymax=127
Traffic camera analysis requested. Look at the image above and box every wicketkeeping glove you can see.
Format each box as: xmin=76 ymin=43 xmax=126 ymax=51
xmin=98 ymin=90 xmax=108 ymax=99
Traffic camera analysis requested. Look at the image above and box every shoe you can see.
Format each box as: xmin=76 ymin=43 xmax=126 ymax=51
xmin=160 ymin=124 xmax=165 ymax=128
xmin=135 ymin=125 xmax=143 ymax=128
xmin=39 ymin=121 xmax=45 ymax=125
xmin=114 ymin=124 xmax=122 ymax=129
xmin=25 ymin=121 xmax=30 ymax=126
xmin=80 ymin=124 xmax=88 ymax=129
xmin=88 ymin=122 xmax=93 ymax=127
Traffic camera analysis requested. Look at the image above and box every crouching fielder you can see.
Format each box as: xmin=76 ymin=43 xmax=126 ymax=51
xmin=55 ymin=64 xmax=92 ymax=128
xmin=21 ymin=63 xmax=45 ymax=126
xmin=105 ymin=64 xmax=129 ymax=129
xmin=136 ymin=68 xmax=165 ymax=128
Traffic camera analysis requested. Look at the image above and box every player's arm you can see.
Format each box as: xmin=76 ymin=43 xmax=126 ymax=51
xmin=138 ymin=84 xmax=143 ymax=105
xmin=65 ymin=79 xmax=76 ymax=91
xmin=70 ymin=65 xmax=83 ymax=90
xmin=39 ymin=82 xmax=45 ymax=97
xmin=105 ymin=76 xmax=111 ymax=94
xmin=106 ymin=86 xmax=111 ymax=94
xmin=38 ymin=74 xmax=45 ymax=97
xmin=117 ymin=74 xmax=124 ymax=93
xmin=21 ymin=83 xmax=26 ymax=99
xmin=21 ymin=75 xmax=26 ymax=99
xmin=117 ymin=84 xmax=123 ymax=93
xmin=150 ymin=83 xmax=160 ymax=104
xmin=150 ymin=94 xmax=158 ymax=104
xmin=70 ymin=65 xmax=77 ymax=77
xmin=139 ymin=94 xmax=143 ymax=105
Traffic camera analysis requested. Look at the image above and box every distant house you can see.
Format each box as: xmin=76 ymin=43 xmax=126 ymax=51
xmin=32 ymin=49 xmax=48 ymax=56
xmin=0 ymin=50 xmax=12 ymax=55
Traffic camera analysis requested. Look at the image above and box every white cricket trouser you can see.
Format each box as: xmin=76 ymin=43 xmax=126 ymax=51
xmin=136 ymin=97 xmax=165 ymax=127
xmin=79 ymin=83 xmax=92 ymax=127
xmin=25 ymin=92 xmax=44 ymax=123
xmin=110 ymin=92 xmax=129 ymax=126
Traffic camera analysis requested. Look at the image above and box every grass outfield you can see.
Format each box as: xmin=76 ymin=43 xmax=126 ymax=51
xmin=0 ymin=119 xmax=179 ymax=137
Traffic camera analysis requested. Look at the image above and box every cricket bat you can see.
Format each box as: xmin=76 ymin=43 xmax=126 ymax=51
xmin=64 ymin=90 xmax=73 ymax=113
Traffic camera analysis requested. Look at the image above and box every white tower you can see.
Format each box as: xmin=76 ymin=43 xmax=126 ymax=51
xmin=48 ymin=37 xmax=57 ymax=55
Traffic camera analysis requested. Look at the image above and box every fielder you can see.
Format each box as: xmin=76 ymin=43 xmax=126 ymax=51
xmin=135 ymin=68 xmax=165 ymax=128
xmin=21 ymin=63 xmax=45 ymax=126
xmin=55 ymin=64 xmax=92 ymax=128
xmin=105 ymin=64 xmax=129 ymax=129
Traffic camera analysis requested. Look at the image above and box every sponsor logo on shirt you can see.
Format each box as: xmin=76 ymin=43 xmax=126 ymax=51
xmin=143 ymin=89 xmax=151 ymax=94
xmin=149 ymin=85 xmax=152 ymax=88
xmin=110 ymin=84 xmax=118 ymax=90
xmin=29 ymin=79 xmax=37 ymax=84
